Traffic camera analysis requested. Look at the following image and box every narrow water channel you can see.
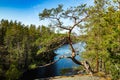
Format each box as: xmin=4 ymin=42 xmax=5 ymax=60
xmin=21 ymin=42 xmax=85 ymax=80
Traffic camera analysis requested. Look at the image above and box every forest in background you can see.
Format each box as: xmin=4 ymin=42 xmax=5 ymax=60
xmin=0 ymin=19 xmax=67 ymax=80
xmin=0 ymin=0 xmax=120 ymax=80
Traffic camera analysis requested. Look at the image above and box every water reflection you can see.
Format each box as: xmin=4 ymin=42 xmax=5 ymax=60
xmin=54 ymin=42 xmax=84 ymax=75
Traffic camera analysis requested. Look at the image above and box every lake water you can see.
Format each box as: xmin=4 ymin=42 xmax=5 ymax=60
xmin=21 ymin=42 xmax=85 ymax=80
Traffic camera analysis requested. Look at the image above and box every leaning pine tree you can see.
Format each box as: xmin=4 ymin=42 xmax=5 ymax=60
xmin=39 ymin=4 xmax=93 ymax=74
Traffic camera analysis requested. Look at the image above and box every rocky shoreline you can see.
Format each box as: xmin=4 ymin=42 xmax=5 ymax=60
xmin=35 ymin=74 xmax=111 ymax=80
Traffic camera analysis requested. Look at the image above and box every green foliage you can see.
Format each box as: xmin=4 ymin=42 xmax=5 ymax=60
xmin=39 ymin=5 xmax=63 ymax=20
xmin=29 ymin=64 xmax=37 ymax=69
xmin=81 ymin=0 xmax=120 ymax=79
xmin=110 ymin=64 xmax=120 ymax=80
xmin=0 ymin=19 xmax=62 ymax=79
xmin=37 ymin=47 xmax=46 ymax=55
xmin=5 ymin=64 xmax=21 ymax=80
xmin=36 ymin=25 xmax=66 ymax=55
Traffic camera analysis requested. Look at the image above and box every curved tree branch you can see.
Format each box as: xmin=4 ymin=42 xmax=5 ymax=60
xmin=39 ymin=4 xmax=93 ymax=74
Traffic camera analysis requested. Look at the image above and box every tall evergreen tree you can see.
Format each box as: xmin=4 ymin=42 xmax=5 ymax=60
xmin=81 ymin=0 xmax=120 ymax=79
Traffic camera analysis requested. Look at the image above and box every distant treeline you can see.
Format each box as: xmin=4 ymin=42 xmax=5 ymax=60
xmin=0 ymin=19 xmax=66 ymax=80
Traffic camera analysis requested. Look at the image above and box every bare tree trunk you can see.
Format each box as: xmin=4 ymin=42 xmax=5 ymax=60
xmin=118 ymin=2 xmax=120 ymax=10
xmin=99 ymin=58 xmax=102 ymax=71
xmin=96 ymin=53 xmax=99 ymax=72
xmin=82 ymin=61 xmax=93 ymax=75
xmin=67 ymin=30 xmax=93 ymax=75
xmin=103 ymin=61 xmax=106 ymax=73
xmin=24 ymin=43 xmax=29 ymax=69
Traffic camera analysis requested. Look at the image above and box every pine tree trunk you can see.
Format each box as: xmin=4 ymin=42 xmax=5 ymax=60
xmin=67 ymin=30 xmax=93 ymax=75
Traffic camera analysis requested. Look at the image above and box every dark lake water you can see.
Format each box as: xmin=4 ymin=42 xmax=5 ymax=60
xmin=21 ymin=42 xmax=85 ymax=80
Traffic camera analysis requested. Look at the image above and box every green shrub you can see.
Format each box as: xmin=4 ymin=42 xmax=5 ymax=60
xmin=5 ymin=64 xmax=22 ymax=80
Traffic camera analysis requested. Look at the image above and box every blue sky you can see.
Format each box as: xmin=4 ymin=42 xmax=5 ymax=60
xmin=0 ymin=0 xmax=94 ymax=26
